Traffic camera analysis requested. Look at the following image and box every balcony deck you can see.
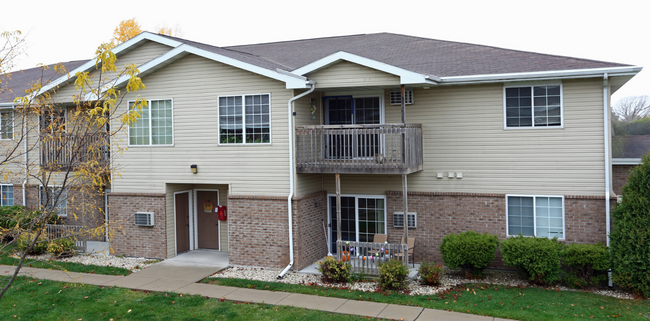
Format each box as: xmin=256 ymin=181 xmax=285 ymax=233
xmin=295 ymin=123 xmax=423 ymax=174
xmin=41 ymin=133 xmax=109 ymax=171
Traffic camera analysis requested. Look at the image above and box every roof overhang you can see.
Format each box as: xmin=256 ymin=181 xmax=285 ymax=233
xmin=613 ymin=158 xmax=642 ymax=165
xmin=438 ymin=66 xmax=643 ymax=85
xmin=292 ymin=51 xmax=440 ymax=86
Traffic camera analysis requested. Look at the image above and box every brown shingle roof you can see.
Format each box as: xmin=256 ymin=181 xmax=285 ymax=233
xmin=0 ymin=60 xmax=87 ymax=103
xmin=613 ymin=135 xmax=650 ymax=159
xmin=223 ymin=33 xmax=631 ymax=77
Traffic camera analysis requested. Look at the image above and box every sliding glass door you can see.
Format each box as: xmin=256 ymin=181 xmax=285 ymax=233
xmin=324 ymin=96 xmax=382 ymax=159
xmin=328 ymin=195 xmax=386 ymax=253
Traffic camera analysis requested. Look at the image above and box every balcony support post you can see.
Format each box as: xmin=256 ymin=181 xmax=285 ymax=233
xmin=335 ymin=173 xmax=342 ymax=261
xmin=402 ymin=174 xmax=408 ymax=243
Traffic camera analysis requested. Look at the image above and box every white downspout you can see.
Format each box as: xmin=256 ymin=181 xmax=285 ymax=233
xmin=603 ymin=73 xmax=612 ymax=287
xmin=278 ymin=81 xmax=316 ymax=279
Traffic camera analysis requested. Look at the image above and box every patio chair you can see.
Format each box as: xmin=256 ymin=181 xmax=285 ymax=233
xmin=395 ymin=236 xmax=415 ymax=267
xmin=368 ymin=234 xmax=387 ymax=256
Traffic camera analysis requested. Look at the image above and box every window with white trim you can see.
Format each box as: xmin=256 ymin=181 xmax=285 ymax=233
xmin=129 ymin=99 xmax=173 ymax=146
xmin=1 ymin=185 xmax=14 ymax=206
xmin=219 ymin=94 xmax=270 ymax=144
xmin=505 ymin=85 xmax=562 ymax=127
xmin=40 ymin=186 xmax=67 ymax=217
xmin=507 ymin=195 xmax=564 ymax=238
xmin=0 ymin=111 xmax=13 ymax=139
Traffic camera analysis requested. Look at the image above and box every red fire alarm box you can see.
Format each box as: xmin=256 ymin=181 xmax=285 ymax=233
xmin=217 ymin=205 xmax=227 ymax=221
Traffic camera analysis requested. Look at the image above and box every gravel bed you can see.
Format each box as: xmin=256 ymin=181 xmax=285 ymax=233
xmin=210 ymin=267 xmax=635 ymax=299
xmin=11 ymin=253 xmax=160 ymax=272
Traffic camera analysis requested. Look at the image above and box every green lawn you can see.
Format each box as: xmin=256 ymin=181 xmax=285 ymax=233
xmin=205 ymin=278 xmax=650 ymax=321
xmin=0 ymin=276 xmax=374 ymax=320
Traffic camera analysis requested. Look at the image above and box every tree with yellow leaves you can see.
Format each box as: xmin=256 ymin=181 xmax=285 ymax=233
xmin=0 ymin=39 xmax=146 ymax=300
xmin=111 ymin=18 xmax=142 ymax=46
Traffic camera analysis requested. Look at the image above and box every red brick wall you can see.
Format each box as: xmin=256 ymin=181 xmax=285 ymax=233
xmin=292 ymin=191 xmax=328 ymax=270
xmin=107 ymin=192 xmax=167 ymax=259
xmin=613 ymin=164 xmax=635 ymax=195
xmin=227 ymin=195 xmax=290 ymax=268
xmin=386 ymin=191 xmax=610 ymax=268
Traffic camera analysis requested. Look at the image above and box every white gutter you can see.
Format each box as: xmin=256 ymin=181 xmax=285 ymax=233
xmin=22 ymin=106 xmax=27 ymax=206
xmin=439 ymin=66 xmax=642 ymax=85
xmin=278 ymin=81 xmax=316 ymax=279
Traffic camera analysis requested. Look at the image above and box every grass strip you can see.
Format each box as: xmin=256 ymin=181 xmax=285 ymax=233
xmin=0 ymin=255 xmax=132 ymax=276
xmin=205 ymin=277 xmax=650 ymax=321
xmin=0 ymin=276 xmax=373 ymax=320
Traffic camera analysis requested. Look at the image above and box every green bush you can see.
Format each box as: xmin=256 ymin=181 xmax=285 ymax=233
xmin=419 ymin=261 xmax=443 ymax=285
xmin=562 ymin=243 xmax=609 ymax=289
xmin=501 ymin=235 xmax=563 ymax=285
xmin=317 ymin=257 xmax=351 ymax=283
xmin=16 ymin=232 xmax=49 ymax=255
xmin=0 ymin=206 xmax=58 ymax=230
xmin=47 ymin=237 xmax=76 ymax=257
xmin=378 ymin=259 xmax=409 ymax=291
xmin=610 ymin=154 xmax=650 ymax=298
xmin=439 ymin=230 xmax=498 ymax=278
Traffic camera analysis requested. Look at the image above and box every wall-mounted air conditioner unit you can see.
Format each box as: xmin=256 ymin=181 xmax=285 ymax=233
xmin=134 ymin=212 xmax=154 ymax=226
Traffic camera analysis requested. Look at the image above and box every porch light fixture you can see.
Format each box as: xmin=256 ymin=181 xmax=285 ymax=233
xmin=190 ymin=164 xmax=198 ymax=174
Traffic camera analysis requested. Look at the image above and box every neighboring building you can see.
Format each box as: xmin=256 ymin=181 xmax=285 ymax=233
xmin=612 ymin=135 xmax=650 ymax=195
xmin=0 ymin=32 xmax=642 ymax=269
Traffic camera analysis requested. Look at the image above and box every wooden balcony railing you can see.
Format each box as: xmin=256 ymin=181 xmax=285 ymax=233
xmin=295 ymin=124 xmax=423 ymax=174
xmin=41 ymin=133 xmax=109 ymax=171
xmin=336 ymin=240 xmax=408 ymax=275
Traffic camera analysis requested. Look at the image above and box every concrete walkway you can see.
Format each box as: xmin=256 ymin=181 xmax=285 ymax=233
xmin=1 ymin=263 xmax=513 ymax=321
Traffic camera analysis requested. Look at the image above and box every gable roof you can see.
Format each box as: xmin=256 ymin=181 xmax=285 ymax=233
xmin=224 ymin=33 xmax=635 ymax=78
xmin=0 ymin=60 xmax=87 ymax=104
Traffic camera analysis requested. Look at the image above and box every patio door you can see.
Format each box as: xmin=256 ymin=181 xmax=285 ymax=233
xmin=324 ymin=96 xmax=382 ymax=159
xmin=328 ymin=195 xmax=386 ymax=253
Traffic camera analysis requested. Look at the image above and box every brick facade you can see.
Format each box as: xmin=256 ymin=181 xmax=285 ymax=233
xmin=613 ymin=164 xmax=636 ymax=195
xmin=227 ymin=195 xmax=290 ymax=268
xmin=14 ymin=184 xmax=106 ymax=234
xmin=107 ymin=192 xmax=167 ymax=259
xmin=292 ymin=191 xmax=328 ymax=270
xmin=385 ymin=191 xmax=610 ymax=267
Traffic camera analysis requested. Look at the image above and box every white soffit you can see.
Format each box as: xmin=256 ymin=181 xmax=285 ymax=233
xmin=291 ymin=51 xmax=440 ymax=85
xmin=439 ymin=66 xmax=643 ymax=85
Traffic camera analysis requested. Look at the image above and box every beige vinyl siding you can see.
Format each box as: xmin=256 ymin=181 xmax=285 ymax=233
xmin=293 ymin=90 xmax=324 ymax=196
xmin=306 ymin=61 xmax=400 ymax=89
xmin=112 ymin=54 xmax=292 ymax=196
xmin=322 ymin=79 xmax=607 ymax=196
xmin=52 ymin=40 xmax=173 ymax=104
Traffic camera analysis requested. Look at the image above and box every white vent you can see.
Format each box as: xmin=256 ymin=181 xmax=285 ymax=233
xmin=393 ymin=211 xmax=416 ymax=228
xmin=134 ymin=212 xmax=154 ymax=226
xmin=390 ymin=89 xmax=414 ymax=105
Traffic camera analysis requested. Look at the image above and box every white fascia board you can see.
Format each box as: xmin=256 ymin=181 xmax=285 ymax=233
xmin=439 ymin=66 xmax=643 ymax=85
xmin=95 ymin=44 xmax=308 ymax=98
xmin=36 ymin=32 xmax=184 ymax=100
xmin=612 ymin=158 xmax=642 ymax=165
xmin=292 ymin=51 xmax=435 ymax=85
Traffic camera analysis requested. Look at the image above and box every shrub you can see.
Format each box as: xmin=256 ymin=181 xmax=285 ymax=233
xmin=501 ymin=235 xmax=563 ymax=285
xmin=419 ymin=261 xmax=443 ymax=285
xmin=562 ymin=243 xmax=609 ymax=289
xmin=317 ymin=257 xmax=351 ymax=283
xmin=439 ymin=230 xmax=498 ymax=278
xmin=16 ymin=232 xmax=49 ymax=255
xmin=610 ymin=154 xmax=650 ymax=298
xmin=47 ymin=237 xmax=76 ymax=257
xmin=0 ymin=206 xmax=58 ymax=231
xmin=378 ymin=259 xmax=409 ymax=291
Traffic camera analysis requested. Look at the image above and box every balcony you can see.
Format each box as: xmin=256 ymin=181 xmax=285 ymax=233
xmin=295 ymin=123 xmax=423 ymax=174
xmin=41 ymin=133 xmax=109 ymax=171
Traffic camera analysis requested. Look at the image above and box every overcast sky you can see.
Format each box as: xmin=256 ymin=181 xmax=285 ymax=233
xmin=2 ymin=0 xmax=647 ymax=105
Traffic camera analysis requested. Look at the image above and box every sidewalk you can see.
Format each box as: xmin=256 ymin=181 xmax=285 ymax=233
xmin=1 ymin=263 xmax=513 ymax=321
